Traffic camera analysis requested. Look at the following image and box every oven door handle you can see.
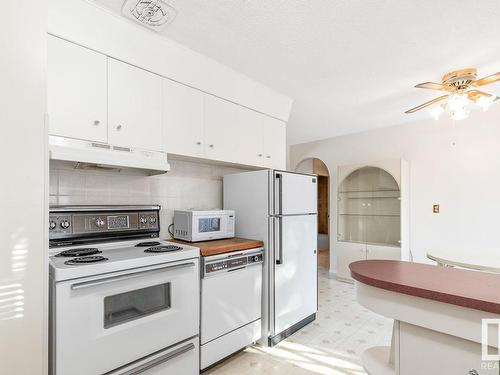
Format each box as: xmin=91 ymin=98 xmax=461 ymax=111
xmin=107 ymin=341 xmax=196 ymax=375
xmin=71 ymin=262 xmax=196 ymax=290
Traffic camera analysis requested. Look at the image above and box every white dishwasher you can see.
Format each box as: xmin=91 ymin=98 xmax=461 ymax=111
xmin=200 ymin=247 xmax=263 ymax=370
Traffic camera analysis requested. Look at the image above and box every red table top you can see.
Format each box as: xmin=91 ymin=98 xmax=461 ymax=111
xmin=350 ymin=260 xmax=500 ymax=314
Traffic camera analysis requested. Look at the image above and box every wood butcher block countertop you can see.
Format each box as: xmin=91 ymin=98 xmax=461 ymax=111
xmin=171 ymin=237 xmax=264 ymax=256
xmin=350 ymin=260 xmax=500 ymax=314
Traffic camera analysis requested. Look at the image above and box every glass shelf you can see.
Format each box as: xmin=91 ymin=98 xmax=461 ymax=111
xmin=337 ymin=238 xmax=401 ymax=248
xmin=338 ymin=166 xmax=401 ymax=247
xmin=338 ymin=189 xmax=400 ymax=194
xmin=339 ymin=214 xmax=400 ymax=217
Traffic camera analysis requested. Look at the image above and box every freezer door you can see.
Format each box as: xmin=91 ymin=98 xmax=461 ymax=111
xmin=274 ymin=214 xmax=317 ymax=335
xmin=274 ymin=171 xmax=317 ymax=215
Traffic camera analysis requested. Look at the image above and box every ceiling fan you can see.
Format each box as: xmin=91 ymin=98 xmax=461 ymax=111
xmin=405 ymin=68 xmax=500 ymax=120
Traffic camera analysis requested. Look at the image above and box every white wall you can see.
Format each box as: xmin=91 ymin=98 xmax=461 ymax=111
xmin=47 ymin=0 xmax=292 ymax=122
xmin=290 ymin=105 xmax=500 ymax=267
xmin=50 ymin=160 xmax=245 ymax=238
xmin=0 ymin=0 xmax=47 ymax=374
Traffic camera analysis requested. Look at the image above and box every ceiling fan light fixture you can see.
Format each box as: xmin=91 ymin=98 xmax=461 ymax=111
xmin=428 ymin=105 xmax=445 ymax=120
xmin=446 ymin=93 xmax=470 ymax=112
xmin=475 ymin=95 xmax=496 ymax=112
xmin=450 ymin=107 xmax=470 ymax=121
xmin=406 ymin=68 xmax=500 ymax=121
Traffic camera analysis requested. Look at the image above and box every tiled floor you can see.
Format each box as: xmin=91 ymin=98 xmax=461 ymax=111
xmin=205 ymin=261 xmax=393 ymax=374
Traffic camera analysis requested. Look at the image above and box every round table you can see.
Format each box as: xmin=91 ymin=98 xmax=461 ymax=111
xmin=427 ymin=248 xmax=500 ymax=273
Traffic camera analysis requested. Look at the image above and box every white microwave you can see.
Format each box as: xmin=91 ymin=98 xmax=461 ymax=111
xmin=173 ymin=210 xmax=235 ymax=242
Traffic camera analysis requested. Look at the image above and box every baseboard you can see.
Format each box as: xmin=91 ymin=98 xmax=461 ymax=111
xmin=268 ymin=313 xmax=316 ymax=346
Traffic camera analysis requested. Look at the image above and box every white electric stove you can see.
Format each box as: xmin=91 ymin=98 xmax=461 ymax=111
xmin=49 ymin=205 xmax=200 ymax=375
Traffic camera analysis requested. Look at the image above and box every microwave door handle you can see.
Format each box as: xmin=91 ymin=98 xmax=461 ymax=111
xmin=109 ymin=342 xmax=196 ymax=375
xmin=71 ymin=262 xmax=195 ymax=290
xmin=274 ymin=217 xmax=283 ymax=265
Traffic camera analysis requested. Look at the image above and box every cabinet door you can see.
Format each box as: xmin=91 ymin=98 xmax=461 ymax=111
xmin=336 ymin=242 xmax=366 ymax=281
xmin=204 ymin=95 xmax=239 ymax=162
xmin=234 ymin=107 xmax=264 ymax=166
xmin=366 ymin=244 xmax=400 ymax=261
xmin=163 ymin=79 xmax=204 ymax=157
xmin=108 ymin=59 xmax=164 ymax=151
xmin=47 ymin=36 xmax=107 ymax=142
xmin=262 ymin=116 xmax=286 ymax=169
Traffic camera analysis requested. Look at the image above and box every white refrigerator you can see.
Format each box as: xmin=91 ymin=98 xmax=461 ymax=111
xmin=223 ymin=169 xmax=318 ymax=346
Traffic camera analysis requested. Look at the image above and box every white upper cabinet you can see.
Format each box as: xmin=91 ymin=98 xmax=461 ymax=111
xmin=47 ymin=38 xmax=287 ymax=168
xmin=47 ymin=35 xmax=107 ymax=143
xmin=163 ymin=79 xmax=204 ymax=157
xmin=234 ymin=107 xmax=264 ymax=166
xmin=262 ymin=116 xmax=286 ymax=169
xmin=108 ymin=58 xmax=164 ymax=152
xmin=204 ymin=95 xmax=239 ymax=162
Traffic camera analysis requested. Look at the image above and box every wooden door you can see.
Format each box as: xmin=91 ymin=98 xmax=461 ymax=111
xmin=317 ymin=176 xmax=329 ymax=234
xmin=47 ymin=36 xmax=107 ymax=143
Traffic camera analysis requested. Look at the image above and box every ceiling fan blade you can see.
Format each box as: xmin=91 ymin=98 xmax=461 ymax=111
xmin=405 ymin=95 xmax=448 ymax=114
xmin=473 ymin=72 xmax=500 ymax=86
xmin=414 ymin=82 xmax=448 ymax=91
xmin=468 ymin=89 xmax=493 ymax=99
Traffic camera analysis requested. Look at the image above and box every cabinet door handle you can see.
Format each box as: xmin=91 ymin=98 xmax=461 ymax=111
xmin=116 ymin=125 xmax=122 ymax=131
xmin=196 ymin=141 xmax=202 ymax=145
xmin=266 ymin=155 xmax=271 ymax=159
xmin=93 ymin=120 xmax=100 ymax=126
xmin=258 ymin=154 xmax=263 ymax=157
xmin=209 ymin=144 xmax=214 ymax=148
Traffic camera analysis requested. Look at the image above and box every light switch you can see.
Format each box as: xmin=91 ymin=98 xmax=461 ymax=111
xmin=433 ymin=204 xmax=440 ymax=214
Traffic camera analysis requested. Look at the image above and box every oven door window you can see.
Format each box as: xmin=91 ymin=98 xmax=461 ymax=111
xmin=104 ymin=283 xmax=171 ymax=329
xmin=198 ymin=218 xmax=220 ymax=233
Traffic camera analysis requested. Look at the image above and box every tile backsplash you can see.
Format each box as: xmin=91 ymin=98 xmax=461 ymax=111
xmin=50 ymin=159 xmax=246 ymax=238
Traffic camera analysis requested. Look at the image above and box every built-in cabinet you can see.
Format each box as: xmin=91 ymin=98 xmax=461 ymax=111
xmin=48 ymin=37 xmax=164 ymax=152
xmin=108 ymin=59 xmax=164 ymax=152
xmin=48 ymin=35 xmax=287 ymax=170
xmin=163 ymin=76 xmax=286 ymax=169
xmin=335 ymin=160 xmax=410 ymax=281
xmin=47 ymin=36 xmax=108 ymax=143
xmin=163 ymin=79 xmax=205 ymax=157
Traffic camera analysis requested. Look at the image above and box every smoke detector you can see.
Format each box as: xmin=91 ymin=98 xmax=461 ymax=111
xmin=122 ymin=0 xmax=178 ymax=31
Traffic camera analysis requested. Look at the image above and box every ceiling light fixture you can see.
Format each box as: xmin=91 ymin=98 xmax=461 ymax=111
xmin=405 ymin=68 xmax=500 ymax=121
xmin=122 ymin=0 xmax=178 ymax=31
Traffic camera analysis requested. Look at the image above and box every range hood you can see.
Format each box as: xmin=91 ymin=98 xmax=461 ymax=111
xmin=49 ymin=136 xmax=170 ymax=175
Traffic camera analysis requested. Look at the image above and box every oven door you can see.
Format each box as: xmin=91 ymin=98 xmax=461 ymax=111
xmin=53 ymin=259 xmax=199 ymax=375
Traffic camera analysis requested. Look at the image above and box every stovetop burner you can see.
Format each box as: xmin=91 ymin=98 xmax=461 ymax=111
xmin=64 ymin=256 xmax=109 ymax=265
xmin=135 ymin=241 xmax=162 ymax=247
xmin=56 ymin=248 xmax=101 ymax=257
xmin=145 ymin=245 xmax=182 ymax=253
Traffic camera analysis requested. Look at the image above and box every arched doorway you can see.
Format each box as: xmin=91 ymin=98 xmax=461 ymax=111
xmin=295 ymin=158 xmax=330 ymax=270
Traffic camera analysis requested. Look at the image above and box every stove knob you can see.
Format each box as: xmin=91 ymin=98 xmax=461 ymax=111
xmin=60 ymin=220 xmax=70 ymax=229
xmin=149 ymin=217 xmax=157 ymax=224
xmin=95 ymin=219 xmax=105 ymax=227
xmin=49 ymin=221 xmax=56 ymax=230
xmin=140 ymin=217 xmax=147 ymax=224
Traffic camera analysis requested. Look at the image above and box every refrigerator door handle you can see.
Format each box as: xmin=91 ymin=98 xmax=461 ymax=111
xmin=274 ymin=216 xmax=283 ymax=265
xmin=275 ymin=173 xmax=283 ymax=215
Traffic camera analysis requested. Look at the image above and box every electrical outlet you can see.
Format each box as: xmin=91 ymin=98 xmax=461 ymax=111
xmin=433 ymin=204 xmax=440 ymax=213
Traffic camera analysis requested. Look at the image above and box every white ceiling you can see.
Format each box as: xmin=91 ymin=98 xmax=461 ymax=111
xmin=93 ymin=0 xmax=500 ymax=144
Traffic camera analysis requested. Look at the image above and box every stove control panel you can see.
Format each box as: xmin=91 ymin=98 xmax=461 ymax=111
xmin=204 ymin=250 xmax=264 ymax=276
xmin=49 ymin=206 xmax=161 ymax=244
xmin=49 ymin=215 xmax=72 ymax=237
